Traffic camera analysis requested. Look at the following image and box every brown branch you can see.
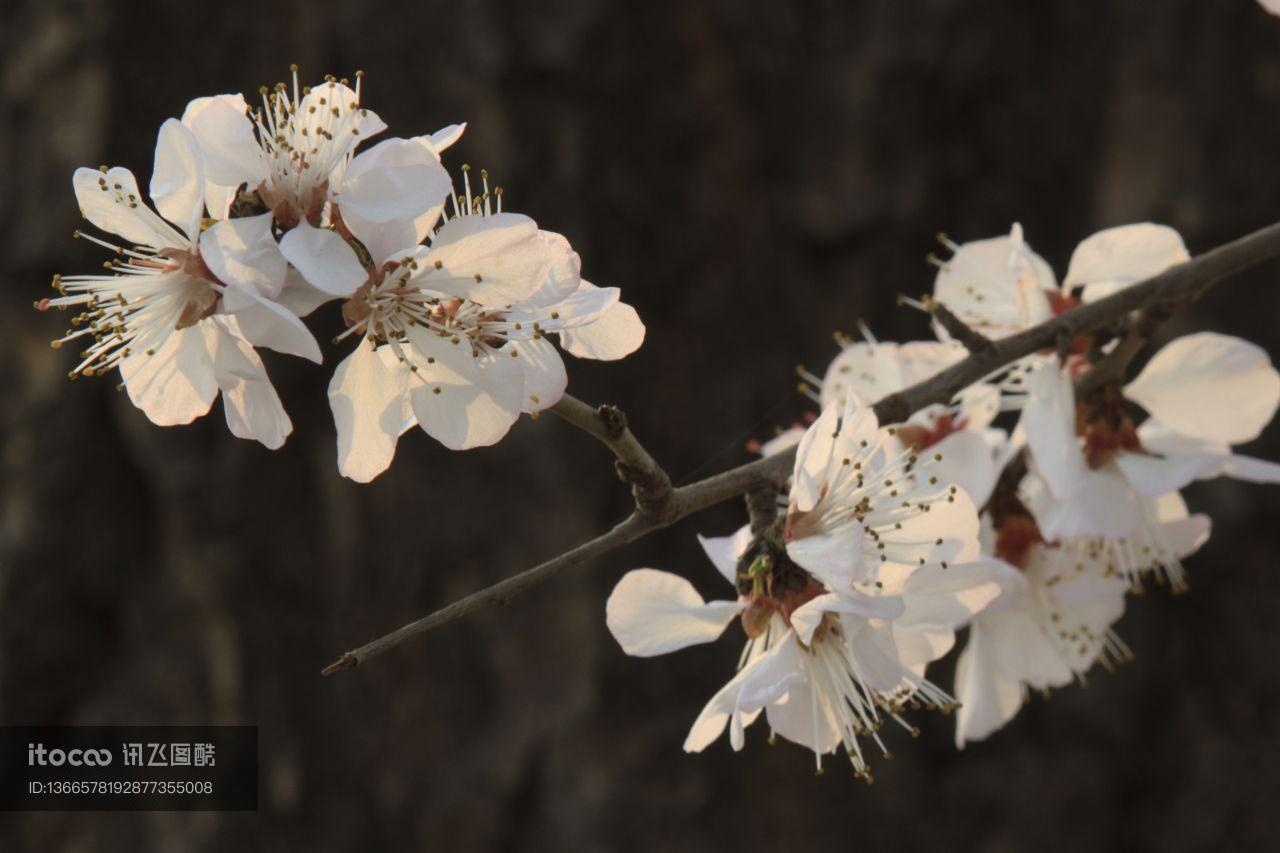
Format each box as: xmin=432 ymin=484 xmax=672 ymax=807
xmin=323 ymin=219 xmax=1280 ymax=676
xmin=925 ymin=295 xmax=995 ymax=355
xmin=548 ymin=395 xmax=675 ymax=521
xmin=321 ymin=513 xmax=653 ymax=675
xmin=1075 ymin=295 xmax=1181 ymax=399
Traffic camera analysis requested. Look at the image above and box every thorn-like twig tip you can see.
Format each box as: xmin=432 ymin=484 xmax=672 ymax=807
xmin=321 ymin=654 xmax=358 ymax=677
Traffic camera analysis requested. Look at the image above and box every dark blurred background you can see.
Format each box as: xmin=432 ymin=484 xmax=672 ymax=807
xmin=3 ymin=0 xmax=1280 ymax=849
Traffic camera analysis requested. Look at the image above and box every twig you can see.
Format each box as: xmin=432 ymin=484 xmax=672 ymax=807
xmin=320 ymin=514 xmax=652 ymax=676
xmin=322 ymin=219 xmax=1280 ymax=675
xmin=1075 ymin=298 xmax=1180 ymax=399
xmin=925 ymin=296 xmax=995 ymax=355
xmin=549 ymin=395 xmax=675 ymax=520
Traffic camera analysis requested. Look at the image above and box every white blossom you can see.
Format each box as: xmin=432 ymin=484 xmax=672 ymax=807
xmin=929 ymin=223 xmax=1190 ymax=407
xmin=607 ymin=529 xmax=998 ymax=777
xmin=953 ymin=535 xmax=1130 ymax=746
xmin=41 ymin=119 xmax=319 ymax=448
xmin=181 ymin=67 xmax=455 ymax=296
xmin=1018 ymin=337 xmax=1279 ymax=585
xmin=954 ymin=498 xmax=1208 ymax=745
xmin=801 ymin=330 xmax=1008 ymax=504
xmin=326 ymin=187 xmax=644 ymax=481
xmin=931 ymin=222 xmax=1189 ymax=339
xmin=607 ymin=395 xmax=999 ymax=776
xmin=784 ymin=395 xmax=983 ymax=594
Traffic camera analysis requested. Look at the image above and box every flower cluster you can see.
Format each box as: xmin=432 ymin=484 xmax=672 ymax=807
xmin=607 ymin=222 xmax=1280 ymax=774
xmin=40 ymin=67 xmax=644 ymax=481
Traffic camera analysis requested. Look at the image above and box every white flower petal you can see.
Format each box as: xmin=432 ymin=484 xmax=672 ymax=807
xmin=735 ymin=634 xmax=806 ymax=713
xmin=418 ymin=213 xmax=552 ymax=307
xmin=1021 ymin=358 xmax=1085 ymax=498
xmin=73 ymin=166 xmax=186 ymax=250
xmin=1159 ymin=512 xmax=1212 ymax=560
xmin=150 ymin=119 xmax=205 ymax=244
xmin=1136 ymin=419 xmax=1230 ymax=465
xmin=1067 ymin=223 xmax=1189 ymax=302
xmin=822 ymin=340 xmax=969 ymax=410
xmin=697 ymin=525 xmax=754 ymax=585
xmin=278 ymin=221 xmax=369 ymax=296
xmin=404 ymin=327 xmax=524 ymax=450
xmin=790 ymin=592 xmax=904 ymax=646
xmin=119 ymin=324 xmax=218 ymax=426
xmin=328 ymin=342 xmax=411 ymax=483
xmin=1125 ymin=332 xmax=1280 ymax=445
xmin=220 ymin=283 xmax=321 ymax=363
xmin=1221 ymin=452 xmax=1280 ymax=483
xmin=843 ymin=619 xmax=915 ymax=693
xmin=954 ymin=619 xmax=1026 ymax=747
xmin=605 ymin=569 xmax=743 ymax=657
xmin=684 ymin=652 xmax=767 ymax=753
xmin=930 ymin=429 xmax=1000 ymax=507
xmin=199 ymin=213 xmax=286 ymax=297
xmin=764 ymin=675 xmax=844 ymax=756
xmin=789 ymin=403 xmax=843 ymax=513
xmin=1114 ymin=449 xmax=1221 ymax=496
xmin=516 ymin=231 xmax=583 ymax=309
xmin=204 ymin=183 xmax=236 ymax=220
xmin=507 ymin=336 xmax=567 ymax=413
xmin=180 ymin=94 xmax=267 ymax=188
xmin=894 ymin=624 xmax=961 ymax=670
xmin=933 ymin=224 xmax=1055 ymax=337
xmin=275 ymin=268 xmax=339 ymax=318
xmin=785 ymin=526 xmax=866 ymax=592
xmin=420 ymin=123 xmax=466 ymax=155
xmin=336 ymin=137 xmax=454 ymax=224
xmin=556 ymin=283 xmax=646 ymax=361
xmin=340 ymin=209 xmax=421 ymax=270
xmin=898 ymin=560 xmax=1005 ymax=628
xmin=875 ymin=488 xmax=981 ymax=578
xmin=1023 ymin=464 xmax=1142 ymax=540
xmin=507 ymin=282 xmax=617 ymax=332
xmin=210 ymin=319 xmax=291 ymax=449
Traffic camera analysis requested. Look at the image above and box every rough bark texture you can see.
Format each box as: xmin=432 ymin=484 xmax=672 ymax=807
xmin=2 ymin=0 xmax=1280 ymax=850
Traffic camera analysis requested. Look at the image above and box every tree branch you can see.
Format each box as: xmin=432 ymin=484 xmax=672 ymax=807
xmin=924 ymin=295 xmax=995 ymax=355
xmin=322 ymin=219 xmax=1280 ymax=676
xmin=549 ymin=395 xmax=675 ymax=521
xmin=321 ymin=513 xmax=654 ymax=675
xmin=1075 ymin=295 xmax=1180 ymax=399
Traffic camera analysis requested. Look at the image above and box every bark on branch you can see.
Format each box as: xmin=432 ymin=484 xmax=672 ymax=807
xmin=924 ymin=296 xmax=995 ymax=355
xmin=548 ymin=395 xmax=676 ymax=521
xmin=322 ymin=219 xmax=1280 ymax=676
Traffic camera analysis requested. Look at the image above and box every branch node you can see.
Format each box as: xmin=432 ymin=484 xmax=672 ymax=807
xmin=597 ymin=404 xmax=628 ymax=439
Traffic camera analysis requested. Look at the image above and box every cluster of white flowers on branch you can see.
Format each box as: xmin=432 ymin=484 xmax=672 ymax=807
xmin=39 ymin=67 xmax=644 ymax=481
xmin=37 ymin=66 xmax=1280 ymax=779
xmin=606 ymin=223 xmax=1280 ymax=773
xmin=319 ymin=218 xmax=1280 ymax=780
